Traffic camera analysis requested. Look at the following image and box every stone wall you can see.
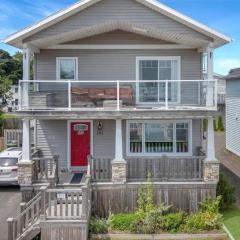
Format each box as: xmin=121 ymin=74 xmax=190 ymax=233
xmin=17 ymin=161 xmax=35 ymax=186
xmin=203 ymin=160 xmax=220 ymax=183
xmin=111 ymin=160 xmax=127 ymax=183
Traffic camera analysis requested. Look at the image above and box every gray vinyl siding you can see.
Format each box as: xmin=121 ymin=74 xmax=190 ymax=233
xmin=25 ymin=0 xmax=210 ymax=42
xmin=36 ymin=119 xmax=202 ymax=171
xmin=93 ymin=120 xmax=115 ymax=158
xmin=64 ymin=30 xmax=171 ymax=45
xmin=36 ymin=120 xmax=68 ymax=171
xmin=36 ymin=49 xmax=201 ymax=80
xmin=226 ymin=79 xmax=240 ymax=156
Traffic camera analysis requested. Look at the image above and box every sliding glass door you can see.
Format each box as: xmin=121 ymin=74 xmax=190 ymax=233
xmin=137 ymin=57 xmax=180 ymax=104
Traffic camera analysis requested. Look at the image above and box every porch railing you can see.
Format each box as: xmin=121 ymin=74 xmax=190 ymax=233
xmin=90 ymin=156 xmax=204 ymax=182
xmin=32 ymin=155 xmax=59 ymax=184
xmin=127 ymin=157 xmax=204 ymax=181
xmin=19 ymin=79 xmax=217 ymax=111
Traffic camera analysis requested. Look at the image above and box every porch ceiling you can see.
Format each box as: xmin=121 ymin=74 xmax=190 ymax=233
xmin=25 ymin=20 xmax=211 ymax=49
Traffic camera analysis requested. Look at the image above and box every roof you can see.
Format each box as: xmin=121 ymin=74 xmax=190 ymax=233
xmin=3 ymin=0 xmax=232 ymax=49
xmin=226 ymin=68 xmax=240 ymax=80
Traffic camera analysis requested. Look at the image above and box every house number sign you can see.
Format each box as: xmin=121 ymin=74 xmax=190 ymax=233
xmin=74 ymin=124 xmax=88 ymax=135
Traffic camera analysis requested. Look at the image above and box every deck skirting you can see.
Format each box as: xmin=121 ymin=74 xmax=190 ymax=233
xmin=92 ymin=182 xmax=216 ymax=217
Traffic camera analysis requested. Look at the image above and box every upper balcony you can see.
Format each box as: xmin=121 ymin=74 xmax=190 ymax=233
xmin=19 ymin=79 xmax=217 ymax=113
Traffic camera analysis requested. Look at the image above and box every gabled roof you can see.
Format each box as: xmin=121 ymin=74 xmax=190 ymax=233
xmin=3 ymin=0 xmax=232 ymax=48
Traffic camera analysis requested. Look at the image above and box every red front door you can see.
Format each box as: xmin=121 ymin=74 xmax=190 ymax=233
xmin=71 ymin=122 xmax=91 ymax=167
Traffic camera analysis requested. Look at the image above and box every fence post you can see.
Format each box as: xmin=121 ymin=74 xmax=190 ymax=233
xmin=40 ymin=186 xmax=47 ymax=220
xmin=7 ymin=218 xmax=14 ymax=240
xmin=82 ymin=186 xmax=87 ymax=219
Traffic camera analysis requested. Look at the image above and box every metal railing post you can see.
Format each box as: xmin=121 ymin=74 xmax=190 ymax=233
xmin=68 ymin=80 xmax=71 ymax=111
xmin=117 ymin=81 xmax=120 ymax=111
xmin=165 ymin=80 xmax=169 ymax=110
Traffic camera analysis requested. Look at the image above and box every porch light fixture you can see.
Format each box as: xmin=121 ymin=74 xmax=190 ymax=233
xmin=97 ymin=121 xmax=103 ymax=135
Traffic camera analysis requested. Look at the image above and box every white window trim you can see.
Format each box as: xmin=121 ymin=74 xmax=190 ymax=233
xmin=126 ymin=119 xmax=192 ymax=157
xmin=136 ymin=56 xmax=181 ymax=105
xmin=56 ymin=57 xmax=78 ymax=80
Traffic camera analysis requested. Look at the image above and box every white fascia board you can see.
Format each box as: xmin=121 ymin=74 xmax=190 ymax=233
xmin=3 ymin=0 xmax=231 ymax=46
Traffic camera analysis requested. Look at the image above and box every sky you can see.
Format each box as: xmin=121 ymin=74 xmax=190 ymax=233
xmin=0 ymin=0 xmax=239 ymax=75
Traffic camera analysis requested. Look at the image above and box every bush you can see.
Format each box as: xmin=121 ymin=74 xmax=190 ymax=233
xmin=109 ymin=213 xmax=138 ymax=232
xmin=217 ymin=172 xmax=236 ymax=210
xmin=183 ymin=211 xmax=222 ymax=233
xmin=161 ymin=212 xmax=185 ymax=232
xmin=218 ymin=116 xmax=225 ymax=131
xmin=214 ymin=118 xmax=218 ymax=131
xmin=89 ymin=218 xmax=108 ymax=234
xmin=182 ymin=197 xmax=222 ymax=233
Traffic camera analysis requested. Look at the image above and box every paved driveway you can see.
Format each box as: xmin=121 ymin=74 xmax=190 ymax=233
xmin=0 ymin=186 xmax=21 ymax=240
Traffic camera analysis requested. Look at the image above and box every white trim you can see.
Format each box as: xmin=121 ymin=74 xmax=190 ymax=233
xmin=67 ymin=120 xmax=93 ymax=170
xmin=226 ymin=145 xmax=240 ymax=157
xmin=126 ymin=119 xmax=192 ymax=157
xmin=47 ymin=44 xmax=195 ymax=50
xmin=136 ymin=56 xmax=181 ymax=105
xmin=56 ymin=57 xmax=78 ymax=81
xmin=3 ymin=0 xmax=231 ymax=47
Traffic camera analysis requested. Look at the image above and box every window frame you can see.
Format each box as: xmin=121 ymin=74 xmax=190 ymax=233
xmin=126 ymin=119 xmax=192 ymax=157
xmin=136 ymin=56 xmax=181 ymax=105
xmin=56 ymin=57 xmax=78 ymax=80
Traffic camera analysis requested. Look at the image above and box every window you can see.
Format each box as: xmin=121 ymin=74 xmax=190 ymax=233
xmin=128 ymin=120 xmax=191 ymax=155
xmin=57 ymin=58 xmax=78 ymax=80
xmin=137 ymin=57 xmax=180 ymax=104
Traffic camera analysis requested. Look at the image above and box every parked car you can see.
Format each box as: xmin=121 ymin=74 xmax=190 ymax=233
xmin=0 ymin=147 xmax=22 ymax=185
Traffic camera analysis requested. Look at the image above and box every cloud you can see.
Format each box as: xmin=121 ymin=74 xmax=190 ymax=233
xmin=215 ymin=58 xmax=240 ymax=75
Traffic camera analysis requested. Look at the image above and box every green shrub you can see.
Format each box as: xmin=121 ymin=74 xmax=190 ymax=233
xmin=182 ymin=197 xmax=222 ymax=233
xmin=218 ymin=116 xmax=225 ymax=131
xmin=137 ymin=173 xmax=155 ymax=214
xmin=217 ymin=172 xmax=236 ymax=210
xmin=183 ymin=211 xmax=222 ymax=233
xmin=109 ymin=213 xmax=138 ymax=232
xmin=214 ymin=118 xmax=218 ymax=131
xmin=161 ymin=212 xmax=185 ymax=232
xmin=89 ymin=218 xmax=108 ymax=234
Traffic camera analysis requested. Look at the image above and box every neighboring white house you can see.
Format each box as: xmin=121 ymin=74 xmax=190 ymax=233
xmin=1 ymin=85 xmax=19 ymax=112
xmin=226 ymin=68 xmax=240 ymax=156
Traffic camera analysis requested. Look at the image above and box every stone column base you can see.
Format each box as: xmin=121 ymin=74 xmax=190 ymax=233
xmin=203 ymin=160 xmax=219 ymax=183
xmin=111 ymin=160 xmax=127 ymax=183
xmin=17 ymin=161 xmax=35 ymax=186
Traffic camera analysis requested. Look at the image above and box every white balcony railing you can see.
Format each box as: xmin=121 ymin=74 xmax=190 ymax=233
xmin=19 ymin=80 xmax=217 ymax=111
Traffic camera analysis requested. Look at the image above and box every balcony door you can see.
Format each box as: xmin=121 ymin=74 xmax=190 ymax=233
xmin=136 ymin=57 xmax=181 ymax=104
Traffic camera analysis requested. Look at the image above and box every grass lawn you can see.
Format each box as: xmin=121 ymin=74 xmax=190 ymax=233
xmin=222 ymin=205 xmax=240 ymax=239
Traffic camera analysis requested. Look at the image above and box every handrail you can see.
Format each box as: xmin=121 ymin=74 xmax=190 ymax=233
xmin=19 ymin=79 xmax=217 ymax=83
xmin=19 ymin=79 xmax=217 ymax=111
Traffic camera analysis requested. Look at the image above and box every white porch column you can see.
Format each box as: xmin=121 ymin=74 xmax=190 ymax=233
xmin=18 ymin=118 xmax=34 ymax=186
xmin=114 ymin=119 xmax=124 ymax=161
xmin=206 ymin=46 xmax=214 ymax=107
xmin=203 ymin=117 xmax=219 ymax=183
xmin=112 ymin=119 xmax=127 ymax=183
xmin=22 ymin=48 xmax=31 ymax=109
xmin=22 ymin=119 xmax=31 ymax=162
xmin=206 ymin=117 xmax=215 ymax=161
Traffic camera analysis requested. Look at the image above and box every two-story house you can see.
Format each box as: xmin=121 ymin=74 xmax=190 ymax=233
xmin=4 ymin=0 xmax=231 ymax=239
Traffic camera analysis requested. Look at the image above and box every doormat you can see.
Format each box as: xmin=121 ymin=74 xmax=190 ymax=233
xmin=70 ymin=173 xmax=84 ymax=184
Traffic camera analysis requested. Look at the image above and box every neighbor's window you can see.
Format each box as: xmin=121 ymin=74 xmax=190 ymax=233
xmin=57 ymin=58 xmax=78 ymax=80
xmin=128 ymin=121 xmax=190 ymax=155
